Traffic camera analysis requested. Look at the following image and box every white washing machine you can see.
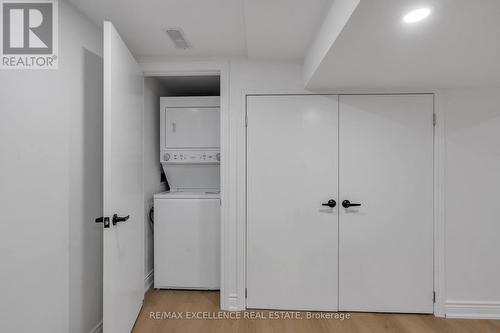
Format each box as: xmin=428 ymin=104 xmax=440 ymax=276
xmin=154 ymin=96 xmax=221 ymax=290
xmin=154 ymin=190 xmax=220 ymax=289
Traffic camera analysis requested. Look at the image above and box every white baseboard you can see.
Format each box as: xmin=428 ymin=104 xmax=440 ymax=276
xmin=221 ymin=293 xmax=245 ymax=311
xmin=145 ymin=269 xmax=154 ymax=292
xmin=446 ymin=301 xmax=500 ymax=319
xmin=89 ymin=320 xmax=103 ymax=333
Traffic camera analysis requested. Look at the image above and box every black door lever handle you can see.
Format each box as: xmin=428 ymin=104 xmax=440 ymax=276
xmin=322 ymin=199 xmax=337 ymax=208
xmin=342 ymin=200 xmax=361 ymax=208
xmin=112 ymin=214 xmax=130 ymax=226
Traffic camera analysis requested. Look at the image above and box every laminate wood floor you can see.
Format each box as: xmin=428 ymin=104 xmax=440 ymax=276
xmin=132 ymin=289 xmax=500 ymax=333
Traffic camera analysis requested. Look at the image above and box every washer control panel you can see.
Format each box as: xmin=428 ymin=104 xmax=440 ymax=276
xmin=162 ymin=150 xmax=220 ymax=164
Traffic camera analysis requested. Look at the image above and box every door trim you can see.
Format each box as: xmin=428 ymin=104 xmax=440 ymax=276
xmin=433 ymin=94 xmax=446 ymax=317
xmin=243 ymin=92 xmax=443 ymax=316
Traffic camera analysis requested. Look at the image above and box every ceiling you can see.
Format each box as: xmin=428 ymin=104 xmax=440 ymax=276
xmin=69 ymin=0 xmax=500 ymax=88
xmin=306 ymin=0 xmax=500 ymax=89
xmin=68 ymin=0 xmax=330 ymax=60
xmin=244 ymin=0 xmax=330 ymax=59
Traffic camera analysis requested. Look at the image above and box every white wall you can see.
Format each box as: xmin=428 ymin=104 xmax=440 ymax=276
xmin=68 ymin=7 xmax=103 ymax=333
xmin=143 ymin=77 xmax=169 ymax=281
xmin=224 ymin=62 xmax=500 ymax=315
xmin=0 ymin=2 xmax=103 ymax=333
xmin=138 ymin=59 xmax=500 ymax=317
xmin=1 ymin=28 xmax=492 ymax=330
xmin=439 ymin=89 xmax=500 ymax=318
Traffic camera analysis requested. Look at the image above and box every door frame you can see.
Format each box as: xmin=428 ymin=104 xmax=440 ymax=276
xmin=242 ymin=92 xmax=445 ymax=316
xmin=140 ymin=61 xmax=231 ymax=309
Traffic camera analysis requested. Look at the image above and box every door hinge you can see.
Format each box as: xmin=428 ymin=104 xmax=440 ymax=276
xmin=433 ymin=113 xmax=437 ymax=127
xmin=433 ymin=291 xmax=436 ymax=303
xmin=245 ymin=114 xmax=248 ymax=127
xmin=245 ymin=288 xmax=247 ymax=298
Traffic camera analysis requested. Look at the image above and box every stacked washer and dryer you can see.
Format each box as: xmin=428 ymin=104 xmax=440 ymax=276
xmin=154 ymin=96 xmax=220 ymax=290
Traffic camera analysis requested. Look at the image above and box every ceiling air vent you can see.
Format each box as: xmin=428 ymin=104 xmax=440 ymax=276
xmin=165 ymin=28 xmax=191 ymax=49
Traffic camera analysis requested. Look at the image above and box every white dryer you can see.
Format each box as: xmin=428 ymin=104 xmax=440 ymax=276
xmin=154 ymin=190 xmax=220 ymax=289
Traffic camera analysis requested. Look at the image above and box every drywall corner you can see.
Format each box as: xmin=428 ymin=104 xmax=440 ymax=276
xmin=303 ymin=0 xmax=360 ymax=87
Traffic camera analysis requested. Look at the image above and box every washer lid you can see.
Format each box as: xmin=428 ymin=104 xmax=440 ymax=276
xmin=154 ymin=190 xmax=220 ymax=199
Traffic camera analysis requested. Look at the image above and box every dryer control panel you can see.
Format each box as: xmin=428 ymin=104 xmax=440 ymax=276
xmin=162 ymin=150 xmax=220 ymax=164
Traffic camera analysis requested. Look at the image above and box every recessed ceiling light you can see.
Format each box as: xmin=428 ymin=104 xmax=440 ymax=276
xmin=403 ymin=8 xmax=431 ymax=23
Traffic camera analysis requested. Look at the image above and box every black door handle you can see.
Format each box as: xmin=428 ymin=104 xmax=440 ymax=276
xmin=95 ymin=216 xmax=110 ymax=228
xmin=322 ymin=199 xmax=337 ymax=208
xmin=112 ymin=214 xmax=130 ymax=226
xmin=342 ymin=200 xmax=361 ymax=208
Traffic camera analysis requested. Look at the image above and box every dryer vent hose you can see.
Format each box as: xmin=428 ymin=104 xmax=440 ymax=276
xmin=149 ymin=206 xmax=154 ymax=225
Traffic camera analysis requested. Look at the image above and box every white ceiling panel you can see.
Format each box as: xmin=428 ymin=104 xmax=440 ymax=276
xmin=306 ymin=0 xmax=500 ymax=89
xmin=244 ymin=0 xmax=331 ymax=59
xmin=68 ymin=0 xmax=247 ymax=58
xmin=69 ymin=0 xmax=330 ymax=60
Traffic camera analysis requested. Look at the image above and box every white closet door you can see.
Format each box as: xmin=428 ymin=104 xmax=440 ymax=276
xmin=338 ymin=94 xmax=434 ymax=313
xmin=246 ymin=95 xmax=339 ymax=311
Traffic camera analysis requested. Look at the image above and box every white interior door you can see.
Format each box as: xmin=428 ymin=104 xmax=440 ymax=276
xmin=338 ymin=94 xmax=434 ymax=313
xmin=103 ymin=21 xmax=144 ymax=332
xmin=246 ymin=95 xmax=339 ymax=311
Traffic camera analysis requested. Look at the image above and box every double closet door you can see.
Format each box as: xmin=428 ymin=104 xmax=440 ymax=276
xmin=246 ymin=94 xmax=434 ymax=313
